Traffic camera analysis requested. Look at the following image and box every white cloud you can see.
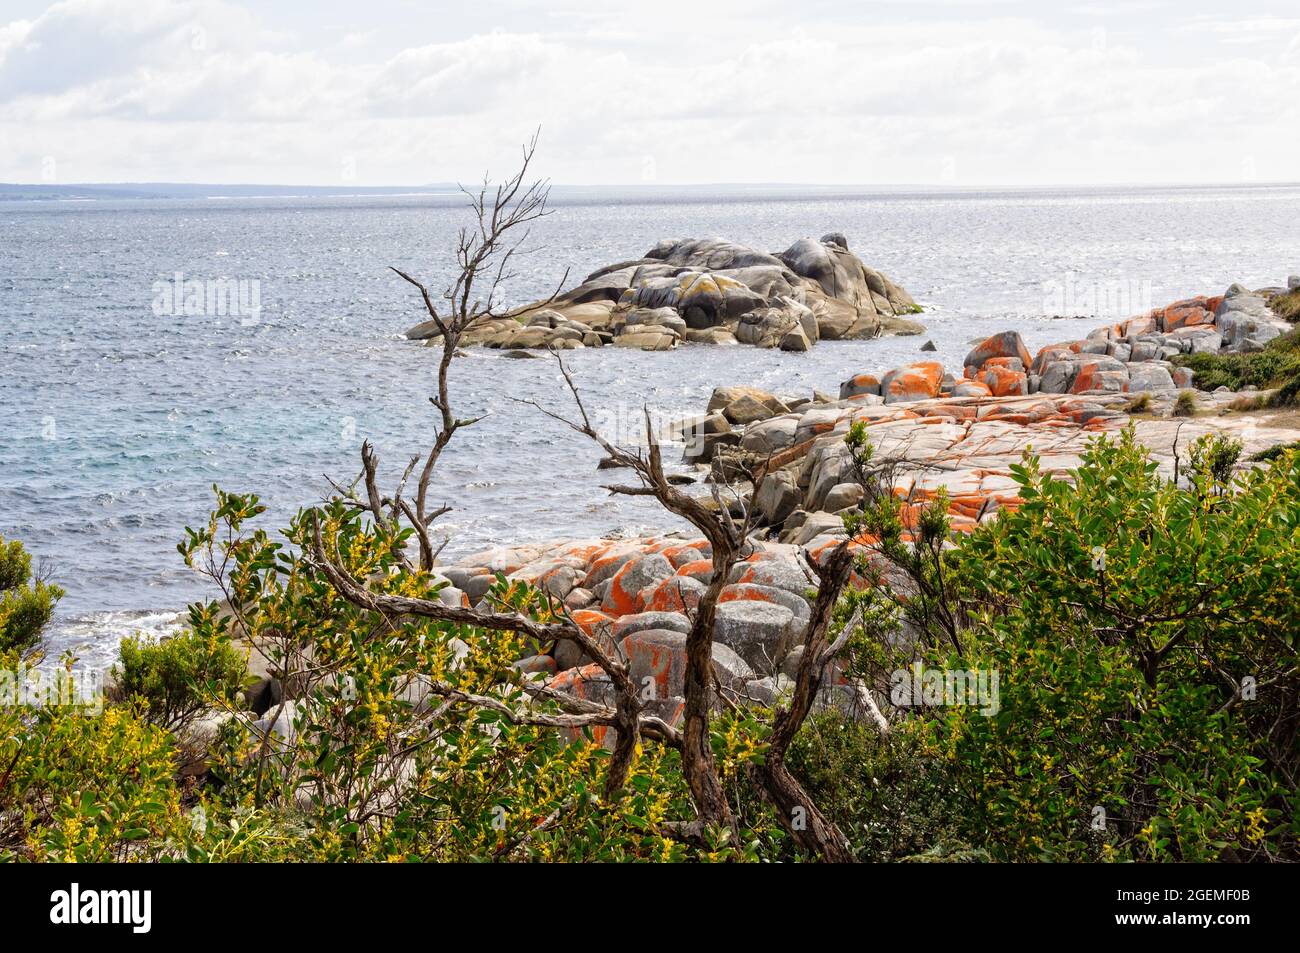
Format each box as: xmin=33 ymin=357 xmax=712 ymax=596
xmin=1 ymin=0 xmax=1298 ymax=185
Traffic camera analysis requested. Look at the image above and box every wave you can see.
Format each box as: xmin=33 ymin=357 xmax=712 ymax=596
xmin=43 ymin=608 xmax=186 ymax=672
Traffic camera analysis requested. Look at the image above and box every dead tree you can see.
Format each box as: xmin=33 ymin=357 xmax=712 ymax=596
xmin=379 ymin=129 xmax=567 ymax=573
xmin=309 ymin=135 xmax=861 ymax=860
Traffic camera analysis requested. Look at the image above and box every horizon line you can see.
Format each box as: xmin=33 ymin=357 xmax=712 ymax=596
xmin=4 ymin=179 xmax=1300 ymax=193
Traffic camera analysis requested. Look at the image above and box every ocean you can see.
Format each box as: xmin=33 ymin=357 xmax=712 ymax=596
xmin=4 ymin=182 xmax=1299 ymax=667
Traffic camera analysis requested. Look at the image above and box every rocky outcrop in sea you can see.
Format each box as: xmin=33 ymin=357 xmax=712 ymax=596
xmin=405 ymin=233 xmax=922 ymax=352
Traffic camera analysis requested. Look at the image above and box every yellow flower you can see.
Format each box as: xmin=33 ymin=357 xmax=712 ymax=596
xmin=1244 ymin=807 xmax=1267 ymax=843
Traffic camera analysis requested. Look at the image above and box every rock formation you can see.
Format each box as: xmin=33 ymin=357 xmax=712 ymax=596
xmin=405 ymin=233 xmax=921 ymax=352
xmin=413 ymin=280 xmax=1300 ymax=746
xmin=977 ymin=283 xmax=1293 ymax=399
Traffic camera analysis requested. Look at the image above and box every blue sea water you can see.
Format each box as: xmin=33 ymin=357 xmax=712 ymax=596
xmin=3 ymin=182 xmax=1299 ymax=665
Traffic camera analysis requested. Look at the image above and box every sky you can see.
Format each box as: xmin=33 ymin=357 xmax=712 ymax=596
xmin=1 ymin=0 xmax=1299 ymax=186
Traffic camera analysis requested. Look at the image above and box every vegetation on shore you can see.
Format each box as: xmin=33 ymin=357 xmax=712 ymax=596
xmin=0 ymin=534 xmax=63 ymax=655
xmin=2 ymin=428 xmax=1296 ymax=862
xmin=1173 ymin=324 xmax=1300 ymax=406
xmin=1266 ymin=287 xmax=1300 ymax=322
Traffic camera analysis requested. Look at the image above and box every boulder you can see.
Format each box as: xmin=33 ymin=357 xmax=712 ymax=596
xmin=1125 ymin=363 xmax=1176 ymax=392
xmin=549 ymin=664 xmax=618 ymax=712
xmin=558 ymin=267 xmax=639 ymax=304
xmin=743 ymin=675 xmax=796 ymax=707
xmin=404 ymin=318 xmax=444 ymax=341
xmin=603 ymin=553 xmax=675 ymax=616
xmin=952 ymin=378 xmax=993 ymax=398
xmin=779 ymin=326 xmax=812 ymax=352
xmin=1038 ymin=360 xmax=1079 ymax=394
xmin=685 ymin=327 xmax=740 ymax=345
xmin=639 ymin=574 xmax=707 ymax=613
xmin=964 ymin=331 xmax=1032 ymax=374
xmin=735 ymin=304 xmax=799 ymax=348
xmin=683 ymin=430 xmax=741 ymax=464
xmin=582 ymin=549 xmax=641 ymax=588
xmin=839 ymin=373 xmax=882 ymax=399
xmin=610 ymin=611 xmax=692 ymax=641
xmin=252 ymin=700 xmax=299 ymax=744
xmin=515 ymin=654 xmax=558 ymax=676
xmin=623 ymin=629 xmax=754 ymax=700
xmin=794 ymin=406 xmax=847 ymax=445
xmin=822 ymin=482 xmax=865 ymax=512
xmin=1161 ymin=298 xmax=1212 ymax=331
xmin=624 ymin=306 xmax=687 ymax=337
xmin=659 ymin=540 xmax=712 ymax=568
xmin=789 ymin=513 xmax=849 ymax=547
xmin=613 ymin=327 xmax=679 ymax=351
xmin=680 ymin=412 xmax=733 ymax=458
xmin=720 ymin=583 xmax=811 ymax=629
xmin=1071 ymin=361 xmax=1130 ymax=394
xmin=1216 ymin=294 xmax=1286 ymax=352
xmin=740 ymin=415 xmax=800 ymax=453
xmin=625 ymin=271 xmax=765 ymax=327
xmin=1129 ymin=340 xmax=1160 ymax=362
xmin=1032 ymin=343 xmax=1079 ymax=376
xmin=881 ymin=361 xmax=944 ymax=403
xmin=643 ymin=237 xmax=789 ymax=273
xmin=724 ymin=393 xmax=783 ymax=425
xmin=754 ymin=469 xmax=802 ymax=525
xmin=712 ymin=600 xmax=797 ymax=674
xmin=982 ymin=365 xmax=1028 ymax=397
xmin=729 ymin=555 xmax=813 ymax=597
xmin=708 ymin=386 xmax=789 ymax=417
xmin=673 ymin=559 xmax=715 ymax=584
xmin=778 ymin=237 xmax=917 ymax=317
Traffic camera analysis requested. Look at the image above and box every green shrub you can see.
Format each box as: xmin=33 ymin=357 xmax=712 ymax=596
xmin=1274 ymin=373 xmax=1300 ymax=407
xmin=786 ymin=713 xmax=974 ymax=861
xmin=0 ymin=538 xmax=210 ymax=862
xmin=1173 ymin=327 xmax=1300 ymax=403
xmin=176 ymin=491 xmax=723 ymax=862
xmin=1250 ymin=440 xmax=1300 ymax=463
xmin=1267 ymin=288 xmax=1300 ymax=322
xmin=1187 ymin=433 xmax=1243 ymax=484
xmin=0 ymin=534 xmax=63 ymax=655
xmin=922 ymin=430 xmax=1300 ymax=860
xmin=0 ymin=696 xmax=189 ymax=861
xmin=113 ymin=630 xmax=248 ymax=730
xmin=11 ymin=428 xmax=1300 ymax=864
xmin=1125 ymin=393 xmax=1152 ymax=414
xmin=1171 ymin=390 xmax=1198 ymax=417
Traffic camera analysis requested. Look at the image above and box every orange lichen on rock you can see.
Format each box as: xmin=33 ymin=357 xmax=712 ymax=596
xmin=570 ymin=609 xmax=613 ymax=636
xmin=983 ymin=364 xmax=1028 ymax=397
xmin=659 ymin=539 xmax=711 ymax=568
xmin=885 ymin=361 xmax=945 ymax=402
xmin=674 ymin=558 xmax=714 ymax=583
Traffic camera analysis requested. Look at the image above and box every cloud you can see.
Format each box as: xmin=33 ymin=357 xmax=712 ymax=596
xmin=1 ymin=0 xmax=1298 ymax=185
